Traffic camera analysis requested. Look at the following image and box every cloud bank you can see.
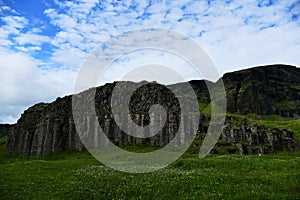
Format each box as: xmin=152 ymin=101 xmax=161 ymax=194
xmin=0 ymin=0 xmax=299 ymax=123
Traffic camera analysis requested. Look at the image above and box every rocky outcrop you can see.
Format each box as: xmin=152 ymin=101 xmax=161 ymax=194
xmin=5 ymin=98 xmax=83 ymax=156
xmin=0 ymin=124 xmax=14 ymax=138
xmin=6 ymin=82 xmax=188 ymax=156
xmin=223 ymin=65 xmax=300 ymax=117
xmin=5 ymin=64 xmax=300 ymax=156
xmin=190 ymin=116 xmax=299 ymax=155
xmin=219 ymin=117 xmax=298 ymax=155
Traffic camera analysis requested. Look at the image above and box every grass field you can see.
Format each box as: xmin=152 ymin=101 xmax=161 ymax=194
xmin=1 ymin=135 xmax=299 ymax=199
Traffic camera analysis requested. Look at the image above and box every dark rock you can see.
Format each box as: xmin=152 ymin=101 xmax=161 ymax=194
xmin=223 ymin=65 xmax=300 ymax=116
xmin=0 ymin=124 xmax=14 ymax=138
xmin=220 ymin=117 xmax=298 ymax=155
xmin=5 ymin=64 xmax=300 ymax=156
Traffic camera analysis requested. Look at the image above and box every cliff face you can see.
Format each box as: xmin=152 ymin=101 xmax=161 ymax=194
xmin=6 ymin=82 xmax=199 ymax=156
xmin=0 ymin=124 xmax=14 ymax=138
xmin=5 ymin=64 xmax=300 ymax=156
xmin=5 ymin=98 xmax=83 ymax=156
xmin=223 ymin=65 xmax=300 ymax=116
xmin=220 ymin=117 xmax=298 ymax=154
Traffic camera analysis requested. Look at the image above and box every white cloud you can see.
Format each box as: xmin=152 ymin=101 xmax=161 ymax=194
xmin=51 ymin=46 xmax=88 ymax=67
xmin=0 ymin=5 xmax=18 ymax=14
xmin=0 ymin=15 xmax=28 ymax=41
xmin=0 ymin=10 xmax=50 ymax=51
xmin=51 ymin=30 xmax=83 ymax=48
xmin=0 ymin=48 xmax=77 ymax=123
xmin=1 ymin=15 xmax=27 ymax=29
xmin=15 ymin=32 xmax=50 ymax=45
xmin=0 ymin=38 xmax=12 ymax=46
xmin=191 ymin=0 xmax=300 ymax=73
xmin=44 ymin=8 xmax=77 ymax=29
xmin=1 ymin=0 xmax=300 ymax=123
xmin=16 ymin=46 xmax=42 ymax=52
xmin=40 ymin=0 xmax=300 ymax=77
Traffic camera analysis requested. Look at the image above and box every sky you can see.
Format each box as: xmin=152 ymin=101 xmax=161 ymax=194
xmin=0 ymin=0 xmax=299 ymax=123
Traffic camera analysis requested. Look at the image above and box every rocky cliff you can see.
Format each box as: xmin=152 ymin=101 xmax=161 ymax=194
xmin=5 ymin=64 xmax=300 ymax=156
xmin=216 ymin=116 xmax=297 ymax=154
xmin=223 ymin=64 xmax=300 ymax=116
xmin=0 ymin=124 xmax=14 ymax=138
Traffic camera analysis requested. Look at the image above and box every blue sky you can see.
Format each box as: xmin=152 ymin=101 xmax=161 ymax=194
xmin=0 ymin=0 xmax=299 ymax=123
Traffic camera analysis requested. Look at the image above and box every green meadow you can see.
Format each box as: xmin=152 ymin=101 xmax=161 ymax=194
xmin=0 ymin=135 xmax=299 ymax=199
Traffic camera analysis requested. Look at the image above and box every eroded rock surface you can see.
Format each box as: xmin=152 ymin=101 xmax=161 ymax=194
xmin=5 ymin=65 xmax=300 ymax=156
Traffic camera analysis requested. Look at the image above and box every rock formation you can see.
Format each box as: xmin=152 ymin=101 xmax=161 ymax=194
xmin=223 ymin=64 xmax=300 ymax=116
xmin=219 ymin=117 xmax=297 ymax=154
xmin=0 ymin=124 xmax=14 ymax=138
xmin=5 ymin=64 xmax=300 ymax=156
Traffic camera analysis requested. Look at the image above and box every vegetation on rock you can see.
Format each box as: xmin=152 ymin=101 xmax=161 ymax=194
xmin=3 ymin=64 xmax=300 ymax=156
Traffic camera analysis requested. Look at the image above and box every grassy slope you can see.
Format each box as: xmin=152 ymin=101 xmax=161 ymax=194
xmin=227 ymin=113 xmax=300 ymax=141
xmin=0 ymin=138 xmax=299 ymax=199
xmin=201 ymin=102 xmax=300 ymax=140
